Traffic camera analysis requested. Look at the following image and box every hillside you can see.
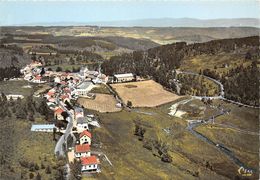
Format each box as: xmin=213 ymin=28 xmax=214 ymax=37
xmin=1 ymin=26 xmax=259 ymax=44
xmin=102 ymin=36 xmax=259 ymax=106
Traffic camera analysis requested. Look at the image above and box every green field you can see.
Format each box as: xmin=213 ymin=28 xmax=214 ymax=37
xmin=85 ymin=97 xmax=257 ymax=179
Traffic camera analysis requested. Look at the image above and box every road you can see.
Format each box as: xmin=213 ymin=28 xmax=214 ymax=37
xmin=54 ymin=97 xmax=74 ymax=156
xmin=176 ymin=70 xmax=259 ymax=109
xmin=186 ymin=106 xmax=255 ymax=173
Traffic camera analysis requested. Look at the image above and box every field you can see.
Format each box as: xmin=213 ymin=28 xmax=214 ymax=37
xmin=111 ymin=80 xmax=181 ymax=107
xmin=87 ymin=98 xmax=254 ymax=180
xmin=0 ymin=80 xmax=35 ymax=96
xmin=77 ymin=94 xmax=121 ymax=113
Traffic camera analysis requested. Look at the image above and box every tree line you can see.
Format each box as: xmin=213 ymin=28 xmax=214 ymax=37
xmin=102 ymin=36 xmax=259 ymax=105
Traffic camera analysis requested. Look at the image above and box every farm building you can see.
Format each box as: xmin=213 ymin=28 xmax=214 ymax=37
xmin=113 ymin=73 xmax=135 ymax=83
xmin=6 ymin=94 xmax=24 ymax=100
xmin=76 ymin=81 xmax=95 ymax=96
xmin=31 ymin=124 xmax=55 ymax=132
xmin=81 ymin=156 xmax=100 ymax=173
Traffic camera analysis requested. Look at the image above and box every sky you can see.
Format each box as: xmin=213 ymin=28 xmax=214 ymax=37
xmin=0 ymin=0 xmax=259 ymax=26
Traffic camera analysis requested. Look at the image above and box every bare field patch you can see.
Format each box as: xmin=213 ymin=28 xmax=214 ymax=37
xmin=111 ymin=80 xmax=181 ymax=107
xmin=78 ymin=94 xmax=121 ymax=113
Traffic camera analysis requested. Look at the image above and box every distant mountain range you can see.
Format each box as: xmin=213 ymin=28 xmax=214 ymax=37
xmin=86 ymin=18 xmax=260 ymax=28
xmin=7 ymin=18 xmax=260 ymax=27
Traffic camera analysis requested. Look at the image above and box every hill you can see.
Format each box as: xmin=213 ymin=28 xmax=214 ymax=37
xmin=102 ymin=36 xmax=259 ymax=106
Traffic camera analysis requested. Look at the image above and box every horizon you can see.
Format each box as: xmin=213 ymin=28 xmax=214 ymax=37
xmin=0 ymin=1 xmax=259 ymax=26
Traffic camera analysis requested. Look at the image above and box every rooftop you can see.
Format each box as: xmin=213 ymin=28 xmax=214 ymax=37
xmin=77 ymin=117 xmax=88 ymax=124
xmin=114 ymin=73 xmax=134 ymax=78
xmin=75 ymin=144 xmax=90 ymax=153
xmin=77 ymin=81 xmax=93 ymax=90
xmin=31 ymin=124 xmax=55 ymax=131
xmin=79 ymin=130 xmax=92 ymax=138
xmin=81 ymin=156 xmax=99 ymax=165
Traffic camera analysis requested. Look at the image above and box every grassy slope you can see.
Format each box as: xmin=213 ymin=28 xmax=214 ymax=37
xmin=0 ymin=81 xmax=63 ymax=180
xmin=86 ymin=99 xmax=241 ymax=180
xmin=180 ymin=52 xmax=251 ymax=75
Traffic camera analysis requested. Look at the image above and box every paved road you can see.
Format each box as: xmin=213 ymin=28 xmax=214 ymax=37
xmin=54 ymin=89 xmax=75 ymax=156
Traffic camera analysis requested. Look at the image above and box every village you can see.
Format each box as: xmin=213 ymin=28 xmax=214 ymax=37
xmin=19 ymin=60 xmax=134 ymax=176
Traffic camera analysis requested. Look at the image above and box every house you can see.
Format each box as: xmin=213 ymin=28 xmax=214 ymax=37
xmin=113 ymin=73 xmax=135 ymax=83
xmin=46 ymin=91 xmax=55 ymax=99
xmin=47 ymin=97 xmax=56 ymax=103
xmin=60 ymin=94 xmax=70 ymax=103
xmin=33 ymin=75 xmax=42 ymax=83
xmin=54 ymin=107 xmax=64 ymax=120
xmin=74 ymin=144 xmax=91 ymax=158
xmin=77 ymin=117 xmax=89 ymax=130
xmin=81 ymin=156 xmax=100 ymax=173
xmin=76 ymin=81 xmax=95 ymax=96
xmin=75 ymin=107 xmax=84 ymax=118
xmin=79 ymin=67 xmax=89 ymax=77
xmin=79 ymin=130 xmax=92 ymax=145
xmin=54 ymin=76 xmax=61 ymax=84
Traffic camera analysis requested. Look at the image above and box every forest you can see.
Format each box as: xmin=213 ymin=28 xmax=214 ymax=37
xmin=102 ymin=36 xmax=259 ymax=106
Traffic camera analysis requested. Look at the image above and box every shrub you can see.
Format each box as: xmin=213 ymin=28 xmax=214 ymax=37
xmin=161 ymin=153 xmax=172 ymax=163
xmin=29 ymin=172 xmax=34 ymax=179
xmin=45 ymin=165 xmax=51 ymax=174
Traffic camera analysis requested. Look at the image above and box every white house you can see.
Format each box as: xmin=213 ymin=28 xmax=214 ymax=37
xmin=81 ymin=156 xmax=100 ymax=173
xmin=79 ymin=130 xmax=92 ymax=145
xmin=75 ymin=107 xmax=84 ymax=118
xmin=79 ymin=67 xmax=89 ymax=77
xmin=74 ymin=144 xmax=91 ymax=158
xmin=76 ymin=81 xmax=95 ymax=96
xmin=77 ymin=117 xmax=89 ymax=130
xmin=113 ymin=73 xmax=135 ymax=83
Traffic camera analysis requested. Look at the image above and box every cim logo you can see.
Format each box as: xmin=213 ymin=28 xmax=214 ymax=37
xmin=238 ymin=166 xmax=253 ymax=176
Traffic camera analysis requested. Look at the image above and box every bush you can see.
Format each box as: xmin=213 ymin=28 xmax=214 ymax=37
xmin=36 ymin=173 xmax=41 ymax=180
xmin=143 ymin=140 xmax=153 ymax=150
xmin=45 ymin=165 xmax=51 ymax=174
xmin=126 ymin=100 xmax=132 ymax=108
xmin=29 ymin=172 xmax=34 ymax=179
xmin=161 ymin=153 xmax=172 ymax=163
xmin=35 ymin=163 xmax=39 ymax=170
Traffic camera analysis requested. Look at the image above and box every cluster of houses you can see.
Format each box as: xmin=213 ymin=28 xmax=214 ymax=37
xmin=21 ymin=60 xmax=143 ymax=174
xmin=21 ymin=61 xmax=102 ymax=174
xmin=74 ymin=108 xmax=101 ymax=173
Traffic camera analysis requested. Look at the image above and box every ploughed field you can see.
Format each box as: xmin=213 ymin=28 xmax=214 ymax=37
xmin=111 ymin=80 xmax=181 ymax=107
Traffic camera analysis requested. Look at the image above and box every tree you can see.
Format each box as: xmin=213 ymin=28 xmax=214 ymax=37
xmin=45 ymin=165 xmax=51 ymax=174
xmin=36 ymin=173 xmax=41 ymax=180
xmin=29 ymin=172 xmax=34 ymax=179
xmin=34 ymin=163 xmax=39 ymax=170
xmin=69 ymin=160 xmax=81 ymax=180
xmin=40 ymin=67 xmax=45 ymax=76
xmin=126 ymin=100 xmax=132 ymax=108
xmin=56 ymin=66 xmax=63 ymax=72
